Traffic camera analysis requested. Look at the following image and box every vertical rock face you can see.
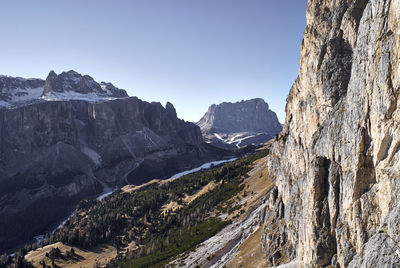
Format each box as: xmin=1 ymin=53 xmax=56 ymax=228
xmin=197 ymin=98 xmax=282 ymax=149
xmin=261 ymin=0 xmax=400 ymax=267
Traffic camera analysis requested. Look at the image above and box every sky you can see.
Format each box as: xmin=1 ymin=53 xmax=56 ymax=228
xmin=0 ymin=0 xmax=307 ymax=123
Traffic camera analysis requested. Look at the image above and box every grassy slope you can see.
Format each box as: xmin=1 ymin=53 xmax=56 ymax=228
xmin=16 ymin=150 xmax=269 ymax=268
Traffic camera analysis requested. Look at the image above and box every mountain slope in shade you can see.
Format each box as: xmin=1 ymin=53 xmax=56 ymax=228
xmin=197 ymin=98 xmax=282 ymax=149
xmin=0 ymin=70 xmax=231 ymax=253
xmin=0 ymin=75 xmax=45 ymax=106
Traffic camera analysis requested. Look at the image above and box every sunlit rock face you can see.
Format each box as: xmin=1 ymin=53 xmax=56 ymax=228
xmin=197 ymin=98 xmax=282 ymax=149
xmin=261 ymin=0 xmax=400 ymax=267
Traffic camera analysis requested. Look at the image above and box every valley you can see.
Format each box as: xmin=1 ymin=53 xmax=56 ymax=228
xmin=0 ymin=71 xmax=233 ymax=254
xmin=1 ymin=149 xmax=272 ymax=268
xmin=4 ymin=0 xmax=400 ymax=266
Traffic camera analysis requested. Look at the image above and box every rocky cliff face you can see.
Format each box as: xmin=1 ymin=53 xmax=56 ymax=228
xmin=261 ymin=0 xmax=400 ymax=267
xmin=197 ymin=99 xmax=282 ymax=149
xmin=0 ymin=71 xmax=227 ymax=253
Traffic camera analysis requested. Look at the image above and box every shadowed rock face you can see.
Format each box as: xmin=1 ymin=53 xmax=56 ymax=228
xmin=0 ymin=71 xmax=228 ymax=253
xmin=43 ymin=70 xmax=128 ymax=97
xmin=261 ymin=0 xmax=400 ymax=267
xmin=0 ymin=76 xmax=45 ymax=103
xmin=0 ymin=70 xmax=128 ymax=109
xmin=197 ymin=98 xmax=282 ymax=149
xmin=0 ymin=76 xmax=45 ymax=95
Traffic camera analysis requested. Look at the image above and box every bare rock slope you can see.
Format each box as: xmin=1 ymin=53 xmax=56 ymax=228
xmin=197 ymin=98 xmax=282 ymax=149
xmin=261 ymin=0 xmax=400 ymax=267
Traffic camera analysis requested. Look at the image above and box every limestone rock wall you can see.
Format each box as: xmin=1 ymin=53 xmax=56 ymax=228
xmin=261 ymin=0 xmax=400 ymax=266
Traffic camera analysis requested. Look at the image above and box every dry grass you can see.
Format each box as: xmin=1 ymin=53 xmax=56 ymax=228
xmin=121 ymin=179 xmax=160 ymax=193
xmin=25 ymin=242 xmax=117 ymax=268
xmin=123 ymin=241 xmax=139 ymax=252
xmin=225 ymin=156 xmax=274 ymax=221
xmin=226 ymin=227 xmax=268 ymax=268
xmin=183 ymin=180 xmax=221 ymax=204
xmin=121 ymin=174 xmax=185 ymax=194
xmin=161 ymin=180 xmax=221 ymax=215
xmin=222 ymin=156 xmax=274 ymax=267
xmin=161 ymin=200 xmax=183 ymax=215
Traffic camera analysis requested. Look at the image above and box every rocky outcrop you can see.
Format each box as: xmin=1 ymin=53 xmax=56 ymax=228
xmin=0 ymin=71 xmax=228 ymax=253
xmin=197 ymin=99 xmax=282 ymax=149
xmin=0 ymin=70 xmax=128 ymax=109
xmin=0 ymin=76 xmax=45 ymax=105
xmin=43 ymin=70 xmax=128 ymax=97
xmin=261 ymin=0 xmax=400 ymax=267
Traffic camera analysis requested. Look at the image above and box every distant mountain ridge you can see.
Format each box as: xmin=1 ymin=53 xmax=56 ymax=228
xmin=0 ymin=70 xmax=231 ymax=253
xmin=0 ymin=70 xmax=128 ymax=108
xmin=197 ymin=98 xmax=282 ymax=149
xmin=44 ymin=70 xmax=128 ymax=98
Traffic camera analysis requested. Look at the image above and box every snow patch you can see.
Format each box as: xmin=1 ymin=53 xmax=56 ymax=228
xmin=0 ymin=86 xmax=127 ymax=109
xmin=214 ymin=133 xmax=225 ymax=141
xmin=0 ymin=87 xmax=44 ymax=107
xmin=0 ymin=100 xmax=9 ymax=107
xmin=41 ymin=91 xmax=120 ymax=103
xmin=233 ymin=135 xmax=256 ymax=148
xmin=213 ymin=132 xmax=263 ymax=148
xmin=168 ymin=158 xmax=237 ymax=180
xmin=97 ymin=190 xmax=115 ymax=201
xmin=226 ymin=134 xmax=241 ymax=144
xmin=95 ymin=178 xmax=116 ymax=201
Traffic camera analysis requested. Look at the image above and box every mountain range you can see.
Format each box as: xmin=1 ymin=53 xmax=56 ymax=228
xmin=0 ymin=70 xmax=232 ymax=253
xmin=2 ymin=0 xmax=400 ymax=267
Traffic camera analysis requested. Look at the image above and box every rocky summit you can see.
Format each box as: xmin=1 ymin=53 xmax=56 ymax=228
xmin=0 ymin=70 xmax=128 ymax=108
xmin=0 ymin=70 xmax=230 ymax=253
xmin=261 ymin=0 xmax=400 ymax=267
xmin=43 ymin=70 xmax=128 ymax=98
xmin=197 ymin=98 xmax=282 ymax=149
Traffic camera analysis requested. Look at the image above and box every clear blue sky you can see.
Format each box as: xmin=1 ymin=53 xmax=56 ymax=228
xmin=0 ymin=0 xmax=307 ymax=123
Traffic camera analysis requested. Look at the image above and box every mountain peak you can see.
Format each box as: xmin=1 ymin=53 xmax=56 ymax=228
xmin=0 ymin=71 xmax=129 ymax=108
xmin=198 ymin=98 xmax=280 ymax=134
xmin=166 ymin=101 xmax=177 ymax=117
xmin=43 ymin=70 xmax=128 ymax=98
xmin=48 ymin=70 xmax=57 ymax=77
xmin=197 ymin=98 xmax=282 ymax=149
